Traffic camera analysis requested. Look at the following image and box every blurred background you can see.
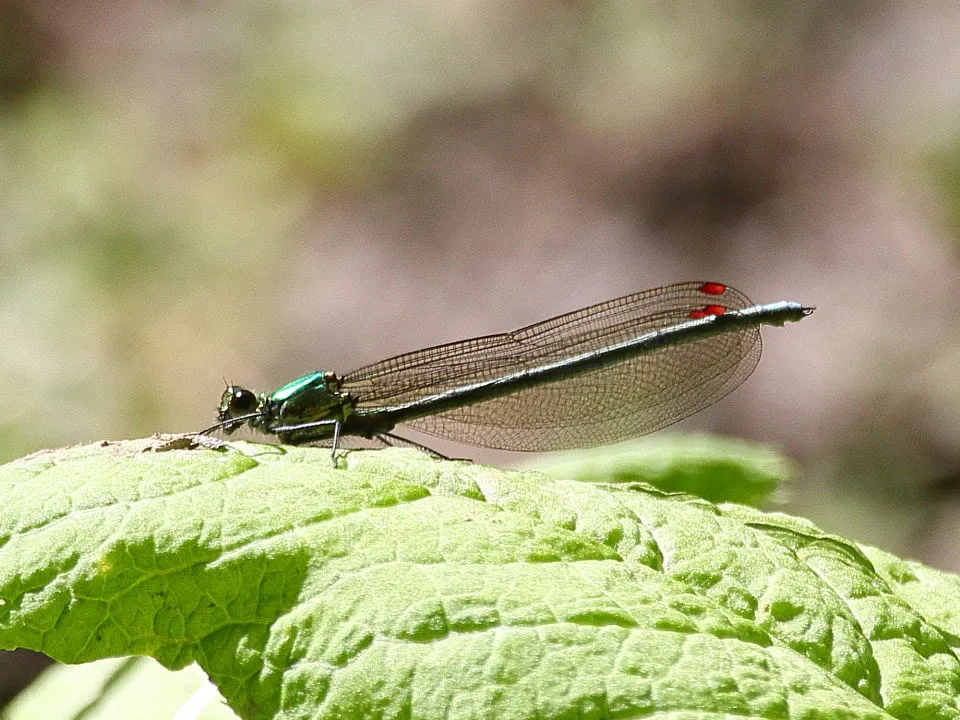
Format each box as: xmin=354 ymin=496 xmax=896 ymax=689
xmin=3 ymin=0 xmax=960 ymax=703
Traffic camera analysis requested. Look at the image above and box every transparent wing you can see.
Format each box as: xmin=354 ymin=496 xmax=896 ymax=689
xmin=342 ymin=282 xmax=761 ymax=451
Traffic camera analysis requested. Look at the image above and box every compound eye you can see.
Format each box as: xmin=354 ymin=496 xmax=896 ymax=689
xmin=230 ymin=388 xmax=258 ymax=414
xmin=219 ymin=386 xmax=258 ymax=421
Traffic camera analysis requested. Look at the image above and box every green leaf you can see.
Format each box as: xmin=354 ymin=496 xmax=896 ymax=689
xmin=0 ymin=439 xmax=956 ymax=719
xmin=1 ymin=657 xmax=238 ymax=720
xmin=530 ymin=434 xmax=792 ymax=506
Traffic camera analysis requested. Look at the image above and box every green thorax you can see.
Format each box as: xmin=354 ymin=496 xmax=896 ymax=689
xmin=268 ymin=371 xmax=354 ymax=427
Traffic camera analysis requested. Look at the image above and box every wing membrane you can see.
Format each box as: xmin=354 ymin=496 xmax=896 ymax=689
xmin=342 ymin=282 xmax=760 ymax=450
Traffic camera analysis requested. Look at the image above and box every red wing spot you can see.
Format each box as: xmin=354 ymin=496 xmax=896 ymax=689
xmin=689 ymin=305 xmax=728 ymax=319
xmin=699 ymin=282 xmax=727 ymax=296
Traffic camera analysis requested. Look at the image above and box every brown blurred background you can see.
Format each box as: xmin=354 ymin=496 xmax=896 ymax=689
xmin=2 ymin=0 xmax=960 ymax=704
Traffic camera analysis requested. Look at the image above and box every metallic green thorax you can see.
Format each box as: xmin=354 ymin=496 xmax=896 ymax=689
xmin=271 ymin=372 xmax=328 ymax=403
